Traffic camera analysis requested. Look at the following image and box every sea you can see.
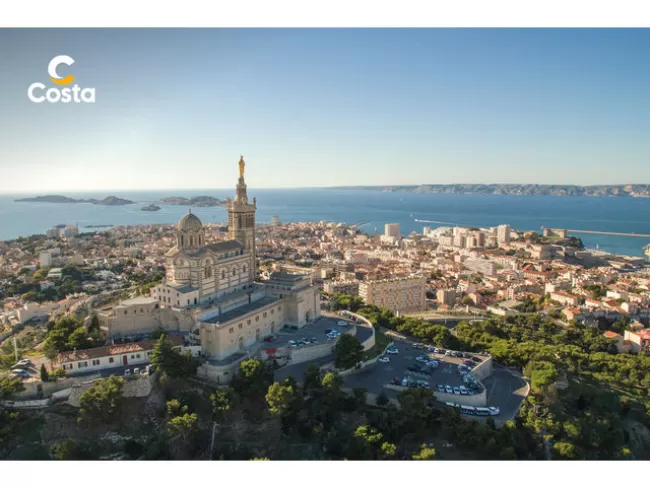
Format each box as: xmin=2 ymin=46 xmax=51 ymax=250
xmin=1 ymin=189 xmax=650 ymax=258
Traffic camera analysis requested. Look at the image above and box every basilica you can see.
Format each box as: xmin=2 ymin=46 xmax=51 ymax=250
xmin=150 ymin=156 xmax=321 ymax=383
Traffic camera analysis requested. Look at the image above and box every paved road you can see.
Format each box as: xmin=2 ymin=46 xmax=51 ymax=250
xmin=482 ymin=364 xmax=529 ymax=424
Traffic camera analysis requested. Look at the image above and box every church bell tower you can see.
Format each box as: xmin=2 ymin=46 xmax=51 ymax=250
xmin=228 ymin=155 xmax=257 ymax=278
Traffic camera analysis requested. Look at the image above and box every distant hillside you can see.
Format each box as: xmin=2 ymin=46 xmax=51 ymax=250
xmin=16 ymin=195 xmax=135 ymax=205
xmin=327 ymin=184 xmax=650 ymax=197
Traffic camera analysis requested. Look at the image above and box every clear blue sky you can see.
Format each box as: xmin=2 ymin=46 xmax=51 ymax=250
xmin=1 ymin=28 xmax=650 ymax=192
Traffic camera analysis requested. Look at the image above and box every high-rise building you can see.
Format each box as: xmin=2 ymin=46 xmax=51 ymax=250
xmin=437 ymin=288 xmax=457 ymax=306
xmin=63 ymin=224 xmax=79 ymax=239
xmin=497 ymin=224 xmax=511 ymax=245
xmin=465 ymin=258 xmax=498 ymax=276
xmin=359 ymin=276 xmax=426 ymax=313
xmin=384 ymin=223 xmax=400 ymax=238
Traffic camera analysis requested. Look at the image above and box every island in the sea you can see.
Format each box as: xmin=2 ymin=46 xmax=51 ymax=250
xmin=327 ymin=184 xmax=650 ymax=197
xmin=160 ymin=196 xmax=226 ymax=207
xmin=15 ymin=195 xmax=135 ymax=205
xmin=141 ymin=204 xmax=161 ymax=211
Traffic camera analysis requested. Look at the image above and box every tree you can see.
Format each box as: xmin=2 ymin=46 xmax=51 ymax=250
xmin=78 ymin=376 xmax=125 ymax=424
xmin=166 ymin=413 xmax=199 ymax=442
xmin=0 ymin=376 xmax=25 ymax=400
xmin=303 ymin=363 xmax=322 ymax=396
xmin=334 ymin=334 xmax=364 ymax=370
xmin=166 ymin=399 xmax=187 ymax=418
xmin=67 ymin=327 xmax=92 ymax=350
xmin=552 ymin=441 xmax=578 ymax=460
xmin=40 ymin=364 xmax=50 ymax=382
xmin=88 ymin=314 xmax=101 ymax=335
xmin=232 ymin=358 xmax=272 ymax=399
xmin=375 ymin=391 xmax=389 ymax=407
xmin=266 ymin=381 xmax=296 ymax=416
xmin=50 ymin=439 xmax=77 ymax=460
xmin=381 ymin=442 xmax=397 ymax=458
xmin=412 ymin=443 xmax=437 ymax=460
xmin=210 ymin=387 xmax=234 ymax=422
xmin=461 ymin=295 xmax=474 ymax=306
xmin=150 ymin=334 xmax=197 ymax=379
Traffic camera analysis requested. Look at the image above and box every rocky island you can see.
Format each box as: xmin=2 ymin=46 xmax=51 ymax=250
xmin=328 ymin=184 xmax=650 ymax=197
xmin=160 ymin=196 xmax=226 ymax=207
xmin=141 ymin=204 xmax=161 ymax=211
xmin=16 ymin=195 xmax=135 ymax=205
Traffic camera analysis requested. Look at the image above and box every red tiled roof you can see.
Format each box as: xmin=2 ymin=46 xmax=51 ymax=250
xmin=603 ymin=331 xmax=621 ymax=339
xmin=58 ymin=335 xmax=183 ymax=363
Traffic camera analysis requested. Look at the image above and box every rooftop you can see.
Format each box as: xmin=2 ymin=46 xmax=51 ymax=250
xmin=167 ymin=282 xmax=198 ymax=294
xmin=118 ymin=296 xmax=159 ymax=306
xmin=58 ymin=335 xmax=183 ymax=362
xmin=200 ymin=295 xmax=280 ymax=325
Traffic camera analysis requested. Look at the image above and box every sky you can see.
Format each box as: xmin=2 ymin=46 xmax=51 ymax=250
xmin=1 ymin=28 xmax=650 ymax=192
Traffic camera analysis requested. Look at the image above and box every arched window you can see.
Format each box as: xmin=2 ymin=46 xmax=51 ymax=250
xmin=180 ymin=235 xmax=184 ymax=247
xmin=232 ymin=268 xmax=236 ymax=276
xmin=243 ymin=265 xmax=247 ymax=273
xmin=190 ymin=236 xmax=194 ymax=247
xmin=222 ymin=270 xmax=225 ymax=279
xmin=255 ymin=329 xmax=260 ymax=341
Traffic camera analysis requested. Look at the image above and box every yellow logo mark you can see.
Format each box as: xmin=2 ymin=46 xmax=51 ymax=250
xmin=48 ymin=55 xmax=75 ymax=86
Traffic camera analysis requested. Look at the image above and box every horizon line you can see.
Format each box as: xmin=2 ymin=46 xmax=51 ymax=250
xmin=2 ymin=182 xmax=650 ymax=195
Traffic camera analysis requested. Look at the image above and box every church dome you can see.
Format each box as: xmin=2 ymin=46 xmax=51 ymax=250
xmin=177 ymin=210 xmax=203 ymax=232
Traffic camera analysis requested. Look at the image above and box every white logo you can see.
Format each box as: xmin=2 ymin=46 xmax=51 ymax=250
xmin=28 ymin=55 xmax=96 ymax=103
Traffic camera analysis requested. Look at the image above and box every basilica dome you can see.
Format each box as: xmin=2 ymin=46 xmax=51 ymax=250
xmin=177 ymin=210 xmax=203 ymax=232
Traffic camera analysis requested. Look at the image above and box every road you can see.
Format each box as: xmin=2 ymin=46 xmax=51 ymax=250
xmin=481 ymin=364 xmax=529 ymax=424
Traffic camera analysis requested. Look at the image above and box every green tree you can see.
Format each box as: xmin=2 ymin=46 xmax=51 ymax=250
xmin=78 ymin=376 xmax=125 ymax=425
xmin=166 ymin=399 xmax=187 ymax=418
xmin=40 ymin=363 xmax=50 ymax=382
xmin=381 ymin=441 xmax=397 ymax=458
xmin=166 ymin=413 xmax=199 ymax=442
xmin=210 ymin=387 xmax=234 ymax=422
xmin=0 ymin=376 xmax=25 ymax=400
xmin=266 ymin=381 xmax=296 ymax=416
xmin=50 ymin=439 xmax=77 ymax=460
xmin=375 ymin=391 xmax=389 ymax=407
xmin=88 ymin=314 xmax=101 ymax=335
xmin=334 ymin=334 xmax=364 ymax=369
xmin=553 ymin=441 xmax=578 ymax=460
xmin=150 ymin=334 xmax=197 ymax=379
xmin=232 ymin=358 xmax=272 ymax=399
xmin=412 ymin=443 xmax=437 ymax=460
xmin=303 ymin=363 xmax=322 ymax=396
xmin=67 ymin=327 xmax=92 ymax=350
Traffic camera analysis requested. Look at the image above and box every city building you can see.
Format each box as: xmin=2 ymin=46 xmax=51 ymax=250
xmin=57 ymin=336 xmax=185 ymax=375
xmin=358 ymin=275 xmax=426 ymax=313
xmin=465 ymin=257 xmax=497 ymax=276
xmin=96 ymin=296 xmax=195 ymax=338
xmin=497 ymin=224 xmax=510 ymax=245
xmin=64 ymin=224 xmax=79 ymax=239
xmin=324 ymin=280 xmax=360 ymax=296
xmin=437 ymin=288 xmax=457 ymax=306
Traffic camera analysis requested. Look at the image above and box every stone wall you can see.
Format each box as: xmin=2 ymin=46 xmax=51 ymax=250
xmin=66 ymin=373 xmax=156 ymax=408
xmin=469 ymin=355 xmax=493 ymax=381
xmin=383 ymin=384 xmax=487 ymax=407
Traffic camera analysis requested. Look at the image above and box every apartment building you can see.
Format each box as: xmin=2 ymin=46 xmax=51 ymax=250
xmin=359 ymin=275 xmax=426 ymax=313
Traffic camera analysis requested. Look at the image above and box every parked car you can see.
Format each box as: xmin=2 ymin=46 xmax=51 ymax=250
xmin=415 ymin=355 xmax=429 ymax=363
xmin=471 ymin=356 xmax=482 ymax=363
xmin=445 ymin=350 xmax=454 ymax=356
xmin=325 ymin=328 xmax=334 ymax=334
xmin=453 ymin=386 xmax=460 ymax=394
xmin=437 ymin=384 xmax=445 ymax=393
xmin=433 ymin=348 xmax=441 ymax=354
xmin=426 ymin=360 xmax=439 ymax=369
xmin=134 ymin=367 xmax=140 ymax=375
xmin=124 ymin=369 xmax=132 ymax=377
xmin=459 ymin=385 xmax=468 ymax=395
xmin=289 ymin=340 xmax=297 ymax=345
xmin=337 ymin=320 xmax=349 ymax=327
xmin=445 ymin=385 xmax=453 ymax=394
xmin=488 ymin=407 xmax=501 ymax=416
xmin=416 ymin=380 xmax=430 ymax=389
xmin=310 ymin=337 xmax=319 ymax=343
xmin=438 ymin=349 xmax=447 ymax=355
xmin=11 ymin=369 xmax=29 ymax=377
xmin=386 ymin=347 xmax=399 ymax=355
xmin=463 ymin=360 xmax=474 ymax=367
xmin=412 ymin=343 xmax=424 ymax=349
xmin=377 ymin=355 xmax=390 ymax=364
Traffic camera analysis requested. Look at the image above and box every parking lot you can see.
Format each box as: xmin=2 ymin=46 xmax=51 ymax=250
xmin=266 ymin=315 xmax=370 ymax=354
xmin=343 ymin=336 xmax=486 ymax=400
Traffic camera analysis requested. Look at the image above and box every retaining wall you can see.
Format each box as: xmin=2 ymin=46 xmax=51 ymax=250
xmin=469 ymin=355 xmax=493 ymax=381
xmin=383 ymin=383 xmax=487 ymax=406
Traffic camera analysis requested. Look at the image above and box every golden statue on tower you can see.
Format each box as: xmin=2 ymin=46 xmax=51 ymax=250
xmin=238 ymin=155 xmax=245 ymax=178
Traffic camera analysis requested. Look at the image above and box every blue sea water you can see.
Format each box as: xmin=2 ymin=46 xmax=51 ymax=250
xmin=1 ymin=189 xmax=650 ymax=257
